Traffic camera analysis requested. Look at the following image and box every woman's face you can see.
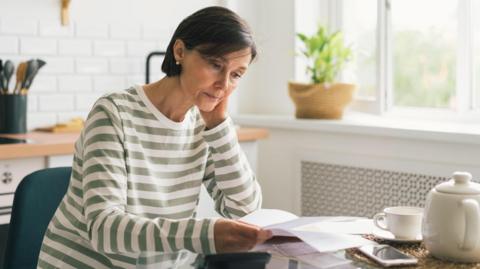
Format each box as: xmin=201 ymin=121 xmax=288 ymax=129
xmin=175 ymin=41 xmax=252 ymax=112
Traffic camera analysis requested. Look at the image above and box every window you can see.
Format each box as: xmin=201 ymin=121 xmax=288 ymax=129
xmin=475 ymin=0 xmax=480 ymax=109
xmin=342 ymin=0 xmax=377 ymax=99
xmin=339 ymin=0 xmax=478 ymax=116
xmin=392 ymin=0 xmax=457 ymax=109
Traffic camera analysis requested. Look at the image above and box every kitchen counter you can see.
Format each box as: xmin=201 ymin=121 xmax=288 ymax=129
xmin=0 ymin=128 xmax=269 ymax=160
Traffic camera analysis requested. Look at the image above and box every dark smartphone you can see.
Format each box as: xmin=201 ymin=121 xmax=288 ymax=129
xmin=358 ymin=245 xmax=417 ymax=267
xmin=199 ymin=252 xmax=271 ymax=269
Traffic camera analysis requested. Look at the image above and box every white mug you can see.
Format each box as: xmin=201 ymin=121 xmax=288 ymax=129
xmin=373 ymin=206 xmax=423 ymax=239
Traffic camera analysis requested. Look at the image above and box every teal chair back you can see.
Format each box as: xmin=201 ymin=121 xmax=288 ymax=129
xmin=3 ymin=167 xmax=71 ymax=269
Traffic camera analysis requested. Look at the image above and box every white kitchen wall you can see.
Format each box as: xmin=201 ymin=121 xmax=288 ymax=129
xmin=226 ymin=0 xmax=480 ymax=217
xmin=234 ymin=116 xmax=480 ymax=214
xmin=228 ymin=0 xmax=297 ymax=116
xmin=0 ymin=0 xmax=219 ymax=130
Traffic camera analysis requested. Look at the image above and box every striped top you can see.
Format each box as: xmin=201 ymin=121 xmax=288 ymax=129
xmin=37 ymin=85 xmax=262 ymax=269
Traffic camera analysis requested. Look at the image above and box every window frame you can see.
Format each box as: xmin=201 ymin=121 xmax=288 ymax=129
xmin=334 ymin=0 xmax=479 ymax=119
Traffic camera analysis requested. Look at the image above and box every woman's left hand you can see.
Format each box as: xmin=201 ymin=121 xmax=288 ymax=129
xmin=200 ymin=97 xmax=229 ymax=129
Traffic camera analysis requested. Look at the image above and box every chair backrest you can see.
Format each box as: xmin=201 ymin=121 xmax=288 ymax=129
xmin=3 ymin=167 xmax=71 ymax=269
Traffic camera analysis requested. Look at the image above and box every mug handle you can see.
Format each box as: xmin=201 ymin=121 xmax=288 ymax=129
xmin=373 ymin=213 xmax=388 ymax=231
xmin=460 ymin=199 xmax=479 ymax=250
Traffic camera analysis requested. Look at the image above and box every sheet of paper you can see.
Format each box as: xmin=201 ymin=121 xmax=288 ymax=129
xmin=264 ymin=216 xmax=369 ymax=237
xmin=253 ymin=241 xmax=352 ymax=269
xmin=289 ymin=230 xmax=376 ymax=253
xmin=273 ymin=241 xmax=320 ymax=256
xmin=240 ymin=208 xmax=298 ymax=227
xmin=294 ymin=219 xmax=375 ymax=235
xmin=252 ymin=240 xmax=317 ymax=256
xmin=242 ymin=209 xmax=375 ymax=253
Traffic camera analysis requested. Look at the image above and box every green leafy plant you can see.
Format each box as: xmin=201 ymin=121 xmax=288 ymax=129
xmin=297 ymin=26 xmax=353 ymax=84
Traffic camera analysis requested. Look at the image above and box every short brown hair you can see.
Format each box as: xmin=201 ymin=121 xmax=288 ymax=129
xmin=161 ymin=6 xmax=257 ymax=76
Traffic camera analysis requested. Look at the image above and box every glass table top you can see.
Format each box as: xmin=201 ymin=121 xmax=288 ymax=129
xmin=135 ymin=237 xmax=379 ymax=269
xmin=136 ymin=251 xmax=367 ymax=269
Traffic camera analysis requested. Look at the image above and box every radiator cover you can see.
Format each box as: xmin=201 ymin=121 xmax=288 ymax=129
xmin=301 ymin=161 xmax=450 ymax=218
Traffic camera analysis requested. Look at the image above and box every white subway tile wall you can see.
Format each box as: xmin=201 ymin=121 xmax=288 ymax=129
xmin=109 ymin=58 xmax=131 ymax=74
xmin=39 ymin=21 xmax=74 ymax=37
xmin=58 ymin=76 xmax=92 ymax=92
xmin=110 ymin=24 xmax=141 ymax=39
xmin=29 ymin=76 xmax=58 ymax=93
xmin=75 ymin=58 xmax=109 ymax=74
xmin=27 ymin=96 xmax=38 ymax=112
xmin=58 ymin=39 xmax=92 ymax=56
xmin=0 ymin=36 xmax=18 ymax=54
xmin=93 ymin=76 xmax=127 ymax=93
xmin=1 ymin=18 xmax=37 ymax=35
xmin=28 ymin=113 xmax=57 ymax=129
xmin=126 ymin=41 xmax=157 ymax=57
xmin=38 ymin=94 xmax=75 ymax=112
xmin=0 ymin=0 xmax=220 ymax=130
xmin=75 ymin=23 xmax=109 ymax=39
xmin=20 ymin=38 xmax=57 ymax=55
xmin=75 ymin=94 xmax=103 ymax=111
xmin=94 ymin=41 xmax=125 ymax=57
xmin=47 ymin=58 xmax=76 ymax=75
xmin=0 ymin=15 xmax=179 ymax=130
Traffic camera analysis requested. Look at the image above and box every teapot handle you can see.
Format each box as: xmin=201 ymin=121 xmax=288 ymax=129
xmin=460 ymin=199 xmax=480 ymax=250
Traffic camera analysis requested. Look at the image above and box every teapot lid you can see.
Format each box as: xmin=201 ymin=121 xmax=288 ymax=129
xmin=436 ymin=172 xmax=480 ymax=195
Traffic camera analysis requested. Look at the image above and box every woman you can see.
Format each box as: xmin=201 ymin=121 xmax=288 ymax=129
xmin=38 ymin=6 xmax=271 ymax=269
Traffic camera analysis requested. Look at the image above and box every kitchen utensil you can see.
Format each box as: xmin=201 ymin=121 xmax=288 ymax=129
xmin=0 ymin=60 xmax=3 ymax=93
xmin=3 ymin=60 xmax=14 ymax=94
xmin=422 ymin=171 xmax=480 ymax=262
xmin=21 ymin=59 xmax=46 ymax=94
xmin=14 ymin=62 xmax=27 ymax=94
xmin=21 ymin=60 xmax=37 ymax=89
xmin=0 ymin=62 xmax=7 ymax=94
xmin=0 ymin=73 xmax=4 ymax=94
xmin=36 ymin=59 xmax=47 ymax=69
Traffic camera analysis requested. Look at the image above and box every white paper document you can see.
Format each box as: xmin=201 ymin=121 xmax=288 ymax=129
xmin=295 ymin=218 xmax=375 ymax=235
xmin=240 ymin=208 xmax=298 ymax=227
xmin=240 ymin=209 xmax=375 ymax=253
xmin=253 ymin=241 xmax=353 ymax=269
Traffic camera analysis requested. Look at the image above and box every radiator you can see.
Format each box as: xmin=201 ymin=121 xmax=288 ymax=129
xmin=301 ymin=161 xmax=450 ymax=218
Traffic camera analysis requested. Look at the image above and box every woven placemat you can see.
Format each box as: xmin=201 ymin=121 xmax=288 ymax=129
xmin=346 ymin=235 xmax=480 ymax=268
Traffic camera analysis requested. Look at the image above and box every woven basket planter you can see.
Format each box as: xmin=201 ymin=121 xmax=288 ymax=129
xmin=288 ymin=82 xmax=356 ymax=119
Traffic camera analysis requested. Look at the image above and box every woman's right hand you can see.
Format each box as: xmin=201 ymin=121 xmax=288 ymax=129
xmin=214 ymin=218 xmax=273 ymax=253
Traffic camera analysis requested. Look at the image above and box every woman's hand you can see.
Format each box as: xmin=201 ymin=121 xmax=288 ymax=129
xmin=200 ymin=97 xmax=229 ymax=129
xmin=214 ymin=218 xmax=273 ymax=253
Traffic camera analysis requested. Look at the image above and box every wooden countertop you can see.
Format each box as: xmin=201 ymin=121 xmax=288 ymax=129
xmin=0 ymin=128 xmax=268 ymax=160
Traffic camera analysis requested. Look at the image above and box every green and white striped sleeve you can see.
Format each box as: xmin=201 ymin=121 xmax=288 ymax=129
xmin=82 ymin=97 xmax=217 ymax=255
xmin=202 ymin=117 xmax=263 ymax=219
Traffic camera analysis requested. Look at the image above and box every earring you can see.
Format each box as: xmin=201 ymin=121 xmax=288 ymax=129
xmin=176 ymin=61 xmax=180 ymax=65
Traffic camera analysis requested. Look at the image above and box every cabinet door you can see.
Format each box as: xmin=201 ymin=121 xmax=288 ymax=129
xmin=0 ymin=158 xmax=45 ymax=224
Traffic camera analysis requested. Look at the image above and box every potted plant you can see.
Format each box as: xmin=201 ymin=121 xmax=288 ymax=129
xmin=289 ymin=26 xmax=355 ymax=119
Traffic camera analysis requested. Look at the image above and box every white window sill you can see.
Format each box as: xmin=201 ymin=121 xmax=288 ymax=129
xmin=233 ymin=112 xmax=480 ymax=145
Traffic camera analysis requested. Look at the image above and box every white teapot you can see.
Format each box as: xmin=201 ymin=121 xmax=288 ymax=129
xmin=422 ymin=172 xmax=480 ymax=262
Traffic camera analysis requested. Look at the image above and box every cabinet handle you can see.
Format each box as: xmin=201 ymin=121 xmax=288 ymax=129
xmin=2 ymin=172 xmax=12 ymax=184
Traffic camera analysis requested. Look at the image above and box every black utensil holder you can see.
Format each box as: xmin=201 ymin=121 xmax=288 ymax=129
xmin=0 ymin=94 xmax=27 ymax=134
